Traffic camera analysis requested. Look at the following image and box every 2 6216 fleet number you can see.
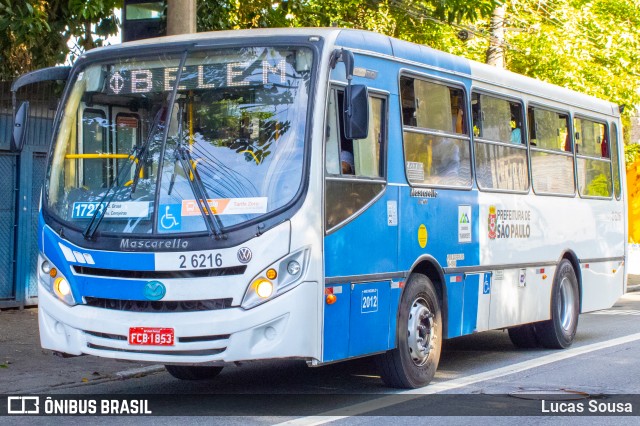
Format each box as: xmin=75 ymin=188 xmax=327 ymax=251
xmin=178 ymin=253 xmax=223 ymax=269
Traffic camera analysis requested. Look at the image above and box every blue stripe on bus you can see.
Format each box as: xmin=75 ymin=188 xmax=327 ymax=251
xmin=42 ymin=225 xmax=155 ymax=301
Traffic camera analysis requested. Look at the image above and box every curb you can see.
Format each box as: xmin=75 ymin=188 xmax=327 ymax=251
xmin=114 ymin=365 xmax=165 ymax=380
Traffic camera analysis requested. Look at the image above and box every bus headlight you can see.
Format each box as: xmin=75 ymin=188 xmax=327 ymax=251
xmin=54 ymin=277 xmax=71 ymax=298
xmin=254 ymin=279 xmax=274 ymax=298
xmin=38 ymin=255 xmax=76 ymax=306
xmin=241 ymin=247 xmax=310 ymax=309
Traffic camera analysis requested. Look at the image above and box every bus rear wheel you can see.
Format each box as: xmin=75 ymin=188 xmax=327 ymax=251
xmin=535 ymin=259 xmax=579 ymax=349
xmin=508 ymin=324 xmax=539 ymax=348
xmin=377 ymin=273 xmax=442 ymax=388
xmin=165 ymin=365 xmax=223 ymax=380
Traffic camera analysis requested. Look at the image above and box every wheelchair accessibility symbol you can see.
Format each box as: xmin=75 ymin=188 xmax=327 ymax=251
xmin=159 ymin=204 xmax=181 ymax=230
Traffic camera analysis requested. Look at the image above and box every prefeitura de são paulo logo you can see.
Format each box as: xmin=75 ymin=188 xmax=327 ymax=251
xmin=488 ymin=205 xmax=497 ymax=240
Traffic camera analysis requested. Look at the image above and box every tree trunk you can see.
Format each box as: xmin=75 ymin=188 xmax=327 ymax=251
xmin=486 ymin=5 xmax=506 ymax=68
xmin=630 ymin=105 xmax=640 ymax=144
xmin=167 ymin=0 xmax=197 ymax=35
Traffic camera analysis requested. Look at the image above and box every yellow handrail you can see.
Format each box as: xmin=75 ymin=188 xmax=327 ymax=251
xmin=64 ymin=153 xmax=135 ymax=160
xmin=65 ymin=153 xmax=144 ymax=179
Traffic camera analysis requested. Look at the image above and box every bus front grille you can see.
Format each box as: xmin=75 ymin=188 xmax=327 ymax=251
xmin=83 ymin=330 xmax=230 ymax=343
xmin=87 ymin=343 xmax=226 ymax=357
xmin=73 ymin=265 xmax=247 ymax=279
xmin=83 ymin=297 xmax=234 ymax=312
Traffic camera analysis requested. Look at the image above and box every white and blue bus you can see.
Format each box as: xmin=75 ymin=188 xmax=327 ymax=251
xmin=15 ymin=28 xmax=625 ymax=388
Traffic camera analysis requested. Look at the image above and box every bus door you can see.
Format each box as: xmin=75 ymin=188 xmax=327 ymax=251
xmin=112 ymin=110 xmax=141 ymax=185
xmin=323 ymin=86 xmax=398 ymax=362
xmin=78 ymin=104 xmax=109 ymax=189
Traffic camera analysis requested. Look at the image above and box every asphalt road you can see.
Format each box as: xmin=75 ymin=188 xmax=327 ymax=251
xmin=3 ymin=291 xmax=640 ymax=424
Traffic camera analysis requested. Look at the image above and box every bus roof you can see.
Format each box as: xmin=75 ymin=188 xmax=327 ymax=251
xmin=85 ymin=27 xmax=619 ymax=117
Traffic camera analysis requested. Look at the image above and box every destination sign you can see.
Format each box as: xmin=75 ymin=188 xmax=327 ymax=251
xmin=107 ymin=60 xmax=288 ymax=95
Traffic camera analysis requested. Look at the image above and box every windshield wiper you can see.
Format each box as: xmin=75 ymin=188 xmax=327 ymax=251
xmin=82 ymin=102 xmax=168 ymax=240
xmin=172 ymin=99 xmax=224 ymax=239
xmin=130 ymin=106 xmax=166 ymax=194
xmin=82 ymin=145 xmax=141 ymax=240
xmin=84 ymin=51 xmax=189 ymax=240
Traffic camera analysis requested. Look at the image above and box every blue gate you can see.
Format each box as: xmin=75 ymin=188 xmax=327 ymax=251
xmin=0 ymin=80 xmax=58 ymax=307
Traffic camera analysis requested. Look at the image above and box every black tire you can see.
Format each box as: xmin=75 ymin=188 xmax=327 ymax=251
xmin=164 ymin=365 xmax=223 ymax=380
xmin=535 ymin=259 xmax=580 ymax=349
xmin=376 ymin=273 xmax=442 ymax=388
xmin=508 ymin=324 xmax=539 ymax=348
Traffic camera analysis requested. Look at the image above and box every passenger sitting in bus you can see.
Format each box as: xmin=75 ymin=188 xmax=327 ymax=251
xmin=511 ymin=127 xmax=522 ymax=144
xmin=341 ymin=150 xmax=355 ymax=175
xmin=510 ymin=118 xmax=522 ymax=144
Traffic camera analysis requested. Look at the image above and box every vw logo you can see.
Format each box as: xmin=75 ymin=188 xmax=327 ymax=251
xmin=144 ymin=281 xmax=166 ymax=301
xmin=237 ymin=247 xmax=252 ymax=264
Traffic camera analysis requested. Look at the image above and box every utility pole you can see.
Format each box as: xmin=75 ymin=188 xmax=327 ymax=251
xmin=167 ymin=0 xmax=197 ymax=35
xmin=486 ymin=4 xmax=506 ymax=68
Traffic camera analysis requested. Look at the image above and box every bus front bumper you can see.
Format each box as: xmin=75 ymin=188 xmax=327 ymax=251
xmin=38 ymin=281 xmax=320 ymax=364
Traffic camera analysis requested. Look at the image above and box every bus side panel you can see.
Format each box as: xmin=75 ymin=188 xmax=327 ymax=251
xmin=387 ymin=284 xmax=402 ymax=349
xmin=396 ymin=186 xmax=481 ymax=339
xmin=462 ymin=273 xmax=480 ymax=335
xmin=581 ymin=261 xmax=624 ymax=312
xmin=323 ymin=280 xmax=397 ymax=362
xmin=323 ymin=283 xmax=350 ymax=362
xmin=348 ymin=281 xmax=391 ymax=357
xmin=444 ymin=273 xmax=480 ymax=338
xmin=488 ymin=267 xmax=554 ymax=330
xmin=323 ymin=188 xmax=399 ymax=362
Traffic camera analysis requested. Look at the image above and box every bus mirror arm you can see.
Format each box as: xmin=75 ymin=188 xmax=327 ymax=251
xmin=329 ymin=48 xmax=354 ymax=79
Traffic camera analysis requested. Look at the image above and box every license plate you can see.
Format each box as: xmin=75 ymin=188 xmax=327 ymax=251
xmin=129 ymin=327 xmax=174 ymax=346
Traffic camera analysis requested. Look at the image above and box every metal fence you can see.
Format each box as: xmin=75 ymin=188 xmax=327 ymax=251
xmin=0 ymin=80 xmax=63 ymax=307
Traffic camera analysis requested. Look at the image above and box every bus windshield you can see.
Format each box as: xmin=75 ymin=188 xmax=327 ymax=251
xmin=45 ymin=46 xmax=312 ymax=236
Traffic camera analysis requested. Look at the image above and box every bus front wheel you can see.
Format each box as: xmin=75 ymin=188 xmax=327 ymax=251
xmin=535 ymin=259 xmax=580 ymax=349
xmin=377 ymin=273 xmax=442 ymax=388
xmin=164 ymin=365 xmax=223 ymax=380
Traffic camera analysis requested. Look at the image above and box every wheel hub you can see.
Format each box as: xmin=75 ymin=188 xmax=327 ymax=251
xmin=558 ymin=276 xmax=576 ymax=332
xmin=407 ymin=297 xmax=434 ymax=366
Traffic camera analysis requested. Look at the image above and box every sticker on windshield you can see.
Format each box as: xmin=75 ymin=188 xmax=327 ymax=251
xmin=71 ymin=201 xmax=150 ymax=219
xmin=159 ymin=204 xmax=181 ymax=231
xmin=181 ymin=197 xmax=268 ymax=216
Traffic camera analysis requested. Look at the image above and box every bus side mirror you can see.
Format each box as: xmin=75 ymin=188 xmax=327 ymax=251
xmin=12 ymin=101 xmax=29 ymax=152
xmin=344 ymin=84 xmax=369 ymax=140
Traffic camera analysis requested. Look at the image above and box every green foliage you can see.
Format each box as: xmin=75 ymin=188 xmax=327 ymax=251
xmin=0 ymin=0 xmax=122 ymax=80
xmin=4 ymin=0 xmax=640 ymax=133
xmin=196 ymin=1 xmax=500 ymax=36
xmin=626 ymin=143 xmax=640 ymax=165
xmin=585 ymin=173 xmax=611 ymax=197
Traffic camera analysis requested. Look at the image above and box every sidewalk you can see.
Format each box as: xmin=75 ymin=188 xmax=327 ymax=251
xmin=628 ymin=274 xmax=640 ymax=290
xmin=0 ymin=308 xmax=161 ymax=393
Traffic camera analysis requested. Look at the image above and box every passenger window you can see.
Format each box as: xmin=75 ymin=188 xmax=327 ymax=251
xmin=611 ymin=123 xmax=621 ymax=199
xmin=574 ymin=118 xmax=607 ymax=158
xmin=400 ymin=76 xmax=471 ymax=188
xmin=528 ymin=106 xmax=575 ymax=195
xmin=472 ymin=92 xmax=528 ymax=191
xmin=575 ymin=117 xmax=612 ymax=198
xmin=529 ymin=108 xmax=572 ymax=152
xmin=325 ymin=87 xmax=386 ymax=232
